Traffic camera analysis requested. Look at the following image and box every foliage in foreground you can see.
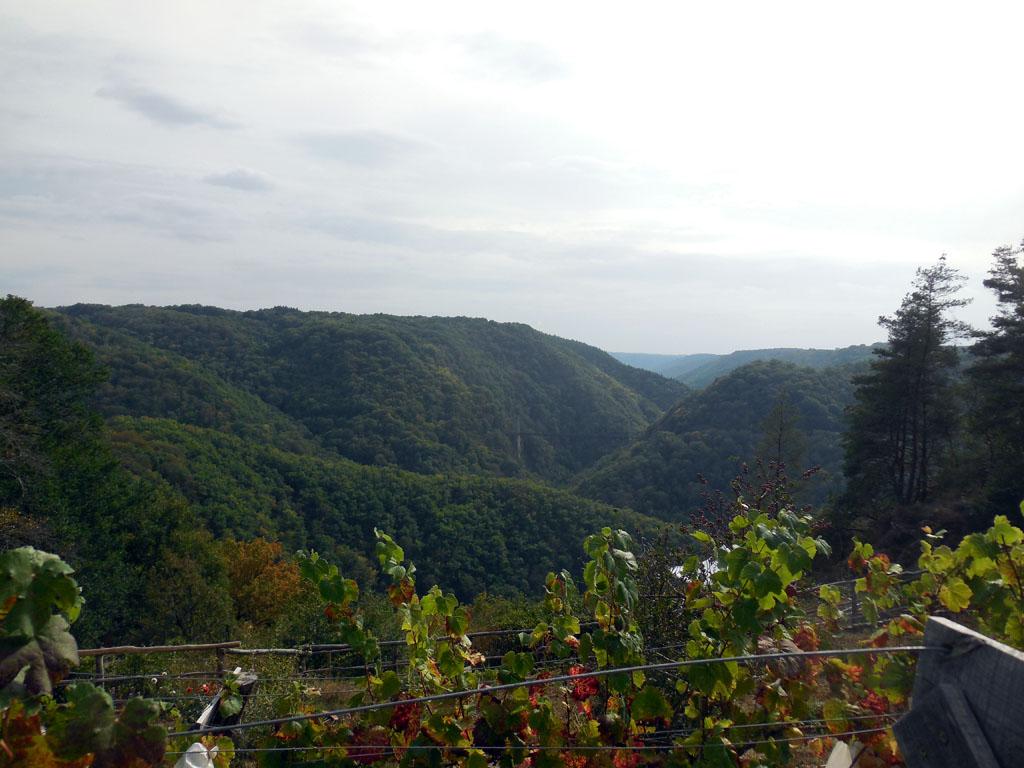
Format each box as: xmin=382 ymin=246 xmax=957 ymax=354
xmin=0 ymin=547 xmax=166 ymax=767
xmin=5 ymin=496 xmax=1024 ymax=767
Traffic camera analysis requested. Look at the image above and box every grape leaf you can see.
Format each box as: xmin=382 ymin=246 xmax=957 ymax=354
xmin=938 ymin=578 xmax=972 ymax=612
xmin=631 ymin=686 xmax=672 ymax=722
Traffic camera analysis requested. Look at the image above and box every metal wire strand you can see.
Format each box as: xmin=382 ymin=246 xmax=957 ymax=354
xmin=163 ymin=725 xmax=893 ymax=756
xmin=171 ymin=644 xmax=929 ymax=738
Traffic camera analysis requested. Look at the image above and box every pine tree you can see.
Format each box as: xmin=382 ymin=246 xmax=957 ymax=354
xmin=843 ymin=256 xmax=971 ymax=507
xmin=968 ymin=240 xmax=1024 ymax=509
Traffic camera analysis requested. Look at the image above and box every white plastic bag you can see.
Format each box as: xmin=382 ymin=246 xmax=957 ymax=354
xmin=825 ymin=740 xmax=864 ymax=768
xmin=173 ymin=742 xmax=219 ymax=768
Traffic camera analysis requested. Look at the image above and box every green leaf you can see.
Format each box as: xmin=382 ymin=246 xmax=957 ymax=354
xmin=702 ymin=739 xmax=737 ymax=768
xmin=0 ymin=548 xmax=83 ymax=638
xmin=211 ymin=737 xmax=234 ymax=768
xmin=819 ymin=584 xmax=842 ymax=605
xmin=728 ymin=515 xmax=749 ymax=532
xmin=631 ymin=685 xmax=672 ymax=722
xmin=823 ymin=698 xmax=849 ymax=731
xmin=94 ymin=698 xmax=166 ymax=768
xmin=0 ymin=614 xmax=79 ymax=697
xmin=732 ymin=598 xmax=759 ymax=634
xmin=754 ymin=569 xmax=783 ymax=598
xmin=938 ymin=577 xmax=973 ymax=612
xmin=990 ymin=515 xmax=1024 ymax=546
xmin=578 ymin=633 xmax=593 ymax=664
xmin=379 ymin=670 xmax=402 ymax=699
xmin=878 ymin=656 xmax=916 ymax=700
xmin=607 ymin=671 xmax=630 ymax=693
xmin=218 ymin=692 xmax=243 ymax=718
xmin=319 ymin=574 xmax=358 ymax=605
xmin=448 ymin=606 xmax=470 ymax=636
xmin=45 ymin=682 xmax=116 ymax=759
xmin=583 ymin=534 xmax=609 ymax=559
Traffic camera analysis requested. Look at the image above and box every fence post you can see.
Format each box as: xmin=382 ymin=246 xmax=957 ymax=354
xmin=216 ymin=648 xmax=225 ymax=678
xmin=849 ymin=581 xmax=859 ymax=626
xmin=94 ymin=654 xmax=105 ymax=690
xmin=895 ymin=616 xmax=1024 ymax=767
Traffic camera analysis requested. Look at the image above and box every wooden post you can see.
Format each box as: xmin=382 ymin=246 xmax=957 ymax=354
xmin=95 ymin=654 xmax=105 ymax=690
xmin=215 ymin=648 xmax=225 ymax=677
xmin=79 ymin=640 xmax=241 ymax=657
xmin=849 ymin=581 xmax=859 ymax=626
xmin=895 ymin=616 xmax=1024 ymax=767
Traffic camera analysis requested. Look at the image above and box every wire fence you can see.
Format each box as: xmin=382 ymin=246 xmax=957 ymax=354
xmin=169 ymin=644 xmax=928 ymax=738
xmin=65 ymin=573 xmax=930 ymax=765
xmin=66 ymin=626 xmax=924 ymax=766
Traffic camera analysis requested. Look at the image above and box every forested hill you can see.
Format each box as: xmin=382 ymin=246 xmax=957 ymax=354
xmin=574 ymin=360 xmax=861 ymax=519
xmin=109 ymin=415 xmax=667 ymax=599
xmin=5 ymin=296 xmax=677 ymax=644
xmin=614 ymin=344 xmax=881 ymax=388
xmin=56 ymin=304 xmax=687 ymax=482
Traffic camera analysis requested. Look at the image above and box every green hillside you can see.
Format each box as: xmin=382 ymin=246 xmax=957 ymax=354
xmin=52 ymin=315 xmax=317 ymax=453
xmin=57 ymin=305 xmax=687 ymax=482
xmin=574 ymin=360 xmax=860 ymax=519
xmin=109 ymin=416 xmax=668 ymax=598
xmin=5 ymin=296 xmax=677 ymax=644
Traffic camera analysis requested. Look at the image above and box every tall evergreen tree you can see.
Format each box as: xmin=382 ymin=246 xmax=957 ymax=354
xmin=843 ymin=257 xmax=971 ymax=507
xmin=968 ymin=240 xmax=1024 ymax=509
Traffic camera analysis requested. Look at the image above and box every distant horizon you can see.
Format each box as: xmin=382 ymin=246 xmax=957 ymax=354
xmin=44 ymin=296 xmax=898 ymax=357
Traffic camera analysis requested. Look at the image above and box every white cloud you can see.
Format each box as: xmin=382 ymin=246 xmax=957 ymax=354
xmin=204 ymin=168 xmax=274 ymax=192
xmin=96 ymin=82 xmax=238 ymax=129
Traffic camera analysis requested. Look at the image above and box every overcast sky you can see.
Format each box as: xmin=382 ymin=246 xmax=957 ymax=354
xmin=2 ymin=1 xmax=1022 ymax=353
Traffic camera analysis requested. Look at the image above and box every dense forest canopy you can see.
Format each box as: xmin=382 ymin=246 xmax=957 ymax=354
xmin=574 ymin=360 xmax=859 ymax=517
xmin=56 ymin=305 xmax=686 ymax=482
xmin=108 ymin=414 xmax=668 ymax=599
xmin=3 ymin=297 xmax=679 ymax=645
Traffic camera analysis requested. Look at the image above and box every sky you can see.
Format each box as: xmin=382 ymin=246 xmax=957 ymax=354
xmin=2 ymin=1 xmax=1022 ymax=354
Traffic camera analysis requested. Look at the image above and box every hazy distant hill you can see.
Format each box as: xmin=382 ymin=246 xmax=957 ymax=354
xmin=56 ymin=304 xmax=687 ymax=482
xmin=575 ymin=360 xmax=862 ymax=518
xmin=611 ymin=352 xmax=718 ymax=380
xmin=613 ymin=345 xmax=882 ymax=388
